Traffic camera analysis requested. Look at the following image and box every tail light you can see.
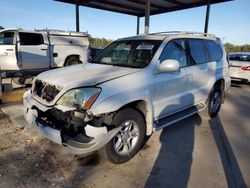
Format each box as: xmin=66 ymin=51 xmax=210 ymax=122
xmin=241 ymin=66 xmax=250 ymax=71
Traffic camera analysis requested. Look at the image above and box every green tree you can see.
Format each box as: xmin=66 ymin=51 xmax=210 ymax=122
xmin=88 ymin=34 xmax=113 ymax=48
xmin=224 ymin=43 xmax=250 ymax=53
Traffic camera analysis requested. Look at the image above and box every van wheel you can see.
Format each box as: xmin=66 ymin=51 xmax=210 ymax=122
xmin=201 ymin=85 xmax=222 ymax=119
xmin=100 ymin=108 xmax=146 ymax=164
xmin=65 ymin=57 xmax=81 ymax=66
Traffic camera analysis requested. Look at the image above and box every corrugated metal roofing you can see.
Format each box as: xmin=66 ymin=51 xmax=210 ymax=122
xmin=54 ymin=0 xmax=232 ymax=17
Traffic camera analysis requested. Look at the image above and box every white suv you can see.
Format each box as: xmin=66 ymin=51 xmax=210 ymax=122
xmin=24 ymin=31 xmax=231 ymax=163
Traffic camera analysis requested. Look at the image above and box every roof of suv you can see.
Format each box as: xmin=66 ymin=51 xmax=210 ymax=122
xmin=118 ymin=31 xmax=218 ymax=41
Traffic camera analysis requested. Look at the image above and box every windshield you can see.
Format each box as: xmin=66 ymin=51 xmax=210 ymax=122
xmin=91 ymin=40 xmax=162 ymax=68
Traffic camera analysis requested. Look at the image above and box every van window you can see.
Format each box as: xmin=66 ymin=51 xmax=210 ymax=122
xmin=0 ymin=32 xmax=15 ymax=45
xmin=19 ymin=32 xmax=44 ymax=45
xmin=206 ymin=40 xmax=222 ymax=61
xmin=188 ymin=39 xmax=207 ymax=64
xmin=160 ymin=39 xmax=187 ymax=67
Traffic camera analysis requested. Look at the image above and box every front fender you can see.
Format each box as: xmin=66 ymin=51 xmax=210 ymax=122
xmin=90 ymin=89 xmax=154 ymax=135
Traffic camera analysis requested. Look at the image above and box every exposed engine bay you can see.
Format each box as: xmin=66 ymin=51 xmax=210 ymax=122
xmin=33 ymin=106 xmax=116 ymax=144
xmin=24 ymin=89 xmax=121 ymax=154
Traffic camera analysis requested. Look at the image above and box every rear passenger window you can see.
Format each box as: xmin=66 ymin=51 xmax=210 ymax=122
xmin=19 ymin=32 xmax=44 ymax=45
xmin=160 ymin=39 xmax=187 ymax=67
xmin=188 ymin=39 xmax=207 ymax=64
xmin=206 ymin=40 xmax=222 ymax=61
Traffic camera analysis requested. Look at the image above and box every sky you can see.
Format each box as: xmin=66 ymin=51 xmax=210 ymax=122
xmin=0 ymin=0 xmax=249 ymax=45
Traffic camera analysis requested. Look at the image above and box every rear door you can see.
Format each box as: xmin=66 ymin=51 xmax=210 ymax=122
xmin=18 ymin=32 xmax=50 ymax=69
xmin=153 ymin=39 xmax=193 ymax=119
xmin=0 ymin=31 xmax=19 ymax=70
xmin=187 ymin=39 xmax=221 ymax=103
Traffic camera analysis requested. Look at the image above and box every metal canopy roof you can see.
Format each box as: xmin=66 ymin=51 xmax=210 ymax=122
xmin=55 ymin=0 xmax=232 ymax=17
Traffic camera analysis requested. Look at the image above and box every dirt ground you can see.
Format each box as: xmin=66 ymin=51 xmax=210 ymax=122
xmin=0 ymin=109 xmax=118 ymax=188
xmin=0 ymin=110 xmax=70 ymax=188
xmin=0 ymin=108 xmax=158 ymax=188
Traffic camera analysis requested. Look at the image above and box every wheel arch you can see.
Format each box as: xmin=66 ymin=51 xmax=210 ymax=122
xmin=64 ymin=54 xmax=81 ymax=66
xmin=214 ymin=78 xmax=226 ymax=103
xmin=118 ymin=100 xmax=154 ymax=136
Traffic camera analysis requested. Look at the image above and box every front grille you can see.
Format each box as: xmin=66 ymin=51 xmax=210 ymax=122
xmin=33 ymin=79 xmax=62 ymax=102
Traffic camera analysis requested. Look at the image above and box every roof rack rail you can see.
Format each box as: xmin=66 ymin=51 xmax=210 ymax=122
xmin=150 ymin=31 xmax=216 ymax=38
xmin=35 ymin=29 xmax=88 ymax=36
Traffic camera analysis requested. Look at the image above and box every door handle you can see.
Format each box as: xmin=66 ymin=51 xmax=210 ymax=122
xmin=6 ymin=49 xmax=13 ymax=51
xmin=41 ymin=48 xmax=47 ymax=51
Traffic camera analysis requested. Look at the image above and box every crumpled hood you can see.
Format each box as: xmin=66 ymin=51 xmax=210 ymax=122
xmin=36 ymin=63 xmax=140 ymax=88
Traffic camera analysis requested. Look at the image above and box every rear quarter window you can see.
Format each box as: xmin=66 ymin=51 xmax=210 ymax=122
xmin=206 ymin=40 xmax=223 ymax=62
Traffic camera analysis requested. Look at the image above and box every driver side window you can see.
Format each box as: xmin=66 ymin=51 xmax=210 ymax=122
xmin=160 ymin=39 xmax=187 ymax=68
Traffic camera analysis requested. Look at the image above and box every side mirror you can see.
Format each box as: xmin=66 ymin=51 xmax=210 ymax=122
xmin=157 ymin=59 xmax=180 ymax=73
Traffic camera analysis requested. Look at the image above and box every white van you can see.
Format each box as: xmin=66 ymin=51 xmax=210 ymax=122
xmin=0 ymin=28 xmax=89 ymax=79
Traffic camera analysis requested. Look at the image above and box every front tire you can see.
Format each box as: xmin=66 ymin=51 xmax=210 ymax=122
xmin=100 ymin=108 xmax=146 ymax=164
xmin=201 ymin=85 xmax=222 ymax=119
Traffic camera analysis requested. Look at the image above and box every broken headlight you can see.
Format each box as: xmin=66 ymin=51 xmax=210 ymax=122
xmin=57 ymin=88 xmax=101 ymax=110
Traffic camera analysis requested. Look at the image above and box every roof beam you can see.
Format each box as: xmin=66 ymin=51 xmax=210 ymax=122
xmin=81 ymin=3 xmax=140 ymax=16
xmin=93 ymin=0 xmax=144 ymax=12
xmin=125 ymin=0 xmax=168 ymax=10
xmin=148 ymin=0 xmax=231 ymax=16
xmin=162 ymin=0 xmax=187 ymax=6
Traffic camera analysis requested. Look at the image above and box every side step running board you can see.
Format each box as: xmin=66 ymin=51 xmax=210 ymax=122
xmin=154 ymin=103 xmax=206 ymax=131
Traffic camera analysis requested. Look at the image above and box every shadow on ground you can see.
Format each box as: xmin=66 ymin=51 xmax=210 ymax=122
xmin=209 ymin=116 xmax=247 ymax=188
xmin=145 ymin=114 xmax=247 ymax=188
xmin=145 ymin=114 xmax=202 ymax=187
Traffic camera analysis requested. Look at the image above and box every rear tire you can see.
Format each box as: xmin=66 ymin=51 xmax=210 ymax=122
xmin=65 ymin=57 xmax=82 ymax=66
xmin=100 ymin=108 xmax=146 ymax=164
xmin=200 ymin=85 xmax=222 ymax=119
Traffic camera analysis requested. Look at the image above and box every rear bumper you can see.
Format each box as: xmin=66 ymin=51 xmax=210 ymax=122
xmin=23 ymin=90 xmax=120 ymax=155
xmin=229 ymin=71 xmax=250 ymax=81
xmin=229 ymin=66 xmax=250 ymax=81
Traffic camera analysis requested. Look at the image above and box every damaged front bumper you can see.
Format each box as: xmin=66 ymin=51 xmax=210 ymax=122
xmin=23 ymin=90 xmax=119 ymax=155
